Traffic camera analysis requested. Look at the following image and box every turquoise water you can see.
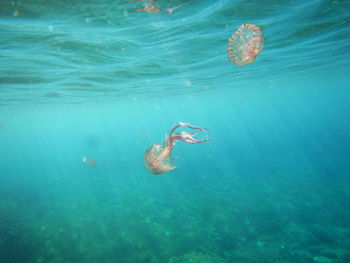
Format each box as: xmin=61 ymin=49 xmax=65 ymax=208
xmin=1 ymin=0 xmax=350 ymax=262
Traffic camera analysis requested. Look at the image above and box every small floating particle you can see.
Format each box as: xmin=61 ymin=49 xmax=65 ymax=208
xmin=185 ymin=80 xmax=191 ymax=87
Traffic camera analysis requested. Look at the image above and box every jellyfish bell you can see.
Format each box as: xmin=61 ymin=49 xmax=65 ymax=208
xmin=227 ymin=23 xmax=264 ymax=66
xmin=143 ymin=144 xmax=175 ymax=174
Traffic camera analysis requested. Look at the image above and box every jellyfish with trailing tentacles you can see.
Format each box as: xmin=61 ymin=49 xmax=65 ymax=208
xmin=134 ymin=0 xmax=183 ymax=14
xmin=83 ymin=156 xmax=97 ymax=168
xmin=136 ymin=1 xmax=162 ymax=13
xmin=143 ymin=122 xmax=214 ymax=174
xmin=227 ymin=23 xmax=264 ymax=66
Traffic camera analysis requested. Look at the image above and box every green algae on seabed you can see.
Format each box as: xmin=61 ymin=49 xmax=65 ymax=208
xmin=313 ymin=256 xmax=333 ymax=263
xmin=169 ymin=251 xmax=225 ymax=263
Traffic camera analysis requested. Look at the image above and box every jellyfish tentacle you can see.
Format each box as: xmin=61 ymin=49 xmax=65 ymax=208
xmin=166 ymin=4 xmax=183 ymax=14
xmin=172 ymin=131 xmax=212 ymax=144
xmin=167 ymin=121 xmax=207 ymax=137
xmin=168 ymin=123 xmax=214 ymax=146
xmin=177 ymin=121 xmax=206 ymax=131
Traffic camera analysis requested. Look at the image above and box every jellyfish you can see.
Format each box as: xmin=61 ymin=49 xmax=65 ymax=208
xmin=83 ymin=156 xmax=97 ymax=168
xmin=136 ymin=0 xmax=162 ymax=13
xmin=227 ymin=23 xmax=264 ymax=66
xmin=135 ymin=0 xmax=183 ymax=14
xmin=143 ymin=122 xmax=213 ymax=174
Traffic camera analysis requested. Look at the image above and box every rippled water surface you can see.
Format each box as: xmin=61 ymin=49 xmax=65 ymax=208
xmin=1 ymin=0 xmax=349 ymax=104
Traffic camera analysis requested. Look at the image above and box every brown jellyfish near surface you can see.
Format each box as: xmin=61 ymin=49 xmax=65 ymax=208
xmin=143 ymin=122 xmax=214 ymax=175
xmin=227 ymin=23 xmax=264 ymax=66
xmin=136 ymin=0 xmax=162 ymax=13
xmin=134 ymin=0 xmax=183 ymax=14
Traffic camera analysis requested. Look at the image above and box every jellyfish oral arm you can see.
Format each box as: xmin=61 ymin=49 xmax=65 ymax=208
xmin=172 ymin=131 xmax=212 ymax=144
xmin=167 ymin=122 xmax=206 ymax=136
xmin=166 ymin=122 xmax=214 ymax=147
